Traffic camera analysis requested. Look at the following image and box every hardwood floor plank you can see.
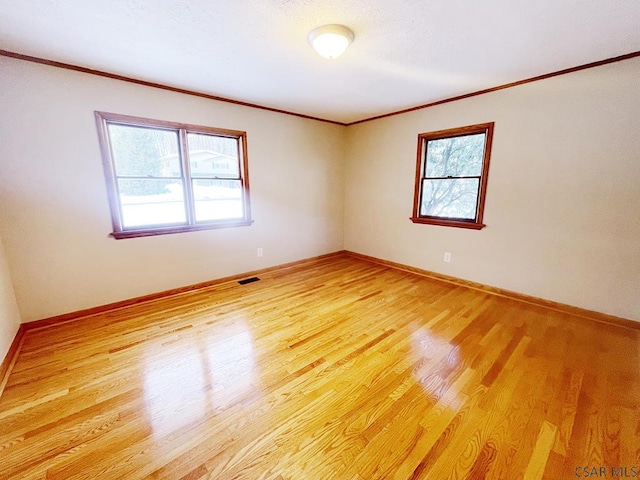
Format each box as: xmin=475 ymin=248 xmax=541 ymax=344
xmin=0 ymin=254 xmax=638 ymax=479
xmin=523 ymin=421 xmax=557 ymax=480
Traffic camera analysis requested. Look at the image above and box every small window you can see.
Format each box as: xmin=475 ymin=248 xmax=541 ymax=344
xmin=411 ymin=122 xmax=494 ymax=230
xmin=95 ymin=112 xmax=252 ymax=239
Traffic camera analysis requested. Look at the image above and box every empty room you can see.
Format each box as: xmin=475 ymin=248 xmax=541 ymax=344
xmin=0 ymin=1 xmax=639 ymax=479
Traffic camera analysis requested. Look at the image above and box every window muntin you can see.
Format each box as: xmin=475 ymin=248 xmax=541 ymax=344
xmin=411 ymin=122 xmax=494 ymax=230
xmin=96 ymin=112 xmax=252 ymax=238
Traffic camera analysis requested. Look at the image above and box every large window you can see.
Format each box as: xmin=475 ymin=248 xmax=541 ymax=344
xmin=411 ymin=122 xmax=494 ymax=230
xmin=95 ymin=112 xmax=252 ymax=239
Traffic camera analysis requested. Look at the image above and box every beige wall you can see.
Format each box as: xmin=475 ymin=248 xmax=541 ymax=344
xmin=1 ymin=54 xmax=639 ymax=326
xmin=0 ymin=232 xmax=21 ymax=361
xmin=0 ymin=56 xmax=345 ymax=322
xmin=344 ymin=57 xmax=640 ymax=321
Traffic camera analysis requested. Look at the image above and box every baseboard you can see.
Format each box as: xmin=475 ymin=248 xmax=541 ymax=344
xmin=345 ymin=250 xmax=640 ymax=332
xmin=0 ymin=324 xmax=26 ymax=398
xmin=23 ymin=250 xmax=347 ymax=332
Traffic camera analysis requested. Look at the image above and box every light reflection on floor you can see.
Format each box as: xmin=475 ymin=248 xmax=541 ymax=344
xmin=411 ymin=326 xmax=462 ymax=409
xmin=142 ymin=320 xmax=259 ymax=438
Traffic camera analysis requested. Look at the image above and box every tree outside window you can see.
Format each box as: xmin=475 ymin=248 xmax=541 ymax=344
xmin=411 ymin=123 xmax=494 ymax=230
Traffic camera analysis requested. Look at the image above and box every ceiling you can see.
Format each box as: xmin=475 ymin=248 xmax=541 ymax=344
xmin=1 ymin=0 xmax=639 ymax=124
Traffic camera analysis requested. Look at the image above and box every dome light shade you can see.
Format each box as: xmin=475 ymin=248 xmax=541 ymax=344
xmin=308 ymin=24 xmax=354 ymax=59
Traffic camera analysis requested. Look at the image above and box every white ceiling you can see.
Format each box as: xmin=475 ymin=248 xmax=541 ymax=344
xmin=1 ymin=0 xmax=639 ymax=124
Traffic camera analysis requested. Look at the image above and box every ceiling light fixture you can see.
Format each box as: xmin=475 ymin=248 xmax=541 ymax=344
xmin=308 ymin=24 xmax=354 ymax=59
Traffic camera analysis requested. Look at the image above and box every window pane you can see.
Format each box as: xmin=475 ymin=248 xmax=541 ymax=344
xmin=425 ymin=133 xmax=485 ymax=177
xmin=118 ymin=179 xmax=186 ymax=227
xmin=193 ymin=179 xmax=243 ymax=222
xmin=187 ymin=133 xmax=239 ymax=178
xmin=108 ymin=124 xmax=180 ymax=177
xmin=420 ymin=178 xmax=480 ymax=219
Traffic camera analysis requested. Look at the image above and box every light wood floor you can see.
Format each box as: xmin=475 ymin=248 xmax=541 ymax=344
xmin=1 ymin=255 xmax=638 ymax=479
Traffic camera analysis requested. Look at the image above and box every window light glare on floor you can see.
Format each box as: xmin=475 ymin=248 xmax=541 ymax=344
xmin=308 ymin=24 xmax=354 ymax=59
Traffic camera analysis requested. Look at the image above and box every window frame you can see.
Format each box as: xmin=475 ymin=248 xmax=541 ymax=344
xmin=95 ymin=111 xmax=252 ymax=239
xmin=411 ymin=122 xmax=494 ymax=230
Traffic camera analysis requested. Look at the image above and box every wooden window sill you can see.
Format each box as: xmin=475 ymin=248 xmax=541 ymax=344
xmin=111 ymin=220 xmax=254 ymax=239
xmin=410 ymin=217 xmax=485 ymax=230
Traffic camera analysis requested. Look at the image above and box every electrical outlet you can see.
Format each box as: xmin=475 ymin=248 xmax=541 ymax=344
xmin=443 ymin=252 xmax=452 ymax=263
xmin=257 ymin=248 xmax=263 ymax=257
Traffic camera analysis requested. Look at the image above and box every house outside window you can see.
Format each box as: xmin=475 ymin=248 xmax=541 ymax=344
xmin=95 ymin=112 xmax=252 ymax=239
